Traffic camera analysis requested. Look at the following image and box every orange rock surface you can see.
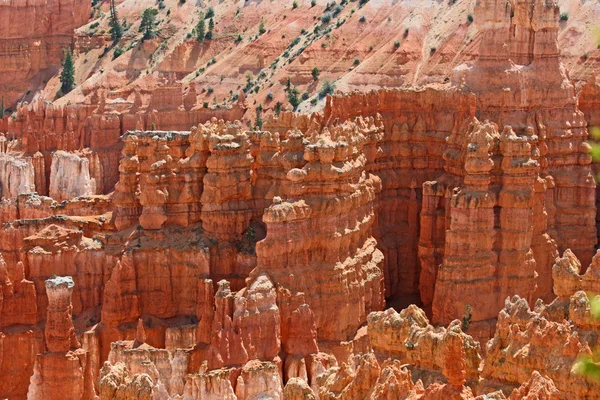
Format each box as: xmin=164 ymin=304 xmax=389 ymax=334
xmin=0 ymin=0 xmax=599 ymax=398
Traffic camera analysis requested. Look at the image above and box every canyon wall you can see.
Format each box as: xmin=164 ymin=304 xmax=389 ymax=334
xmin=0 ymin=0 xmax=90 ymax=108
xmin=0 ymin=0 xmax=599 ymax=398
xmin=0 ymin=83 xmax=247 ymax=201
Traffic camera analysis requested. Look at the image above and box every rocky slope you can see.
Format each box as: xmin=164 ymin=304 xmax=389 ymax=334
xmin=0 ymin=0 xmax=599 ymax=399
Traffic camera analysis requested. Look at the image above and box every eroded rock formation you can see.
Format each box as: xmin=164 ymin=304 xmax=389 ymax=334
xmin=0 ymin=0 xmax=599 ymax=398
xmin=0 ymin=0 xmax=90 ymax=108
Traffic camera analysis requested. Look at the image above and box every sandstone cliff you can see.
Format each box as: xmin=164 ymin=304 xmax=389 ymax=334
xmin=0 ymin=0 xmax=599 ymax=398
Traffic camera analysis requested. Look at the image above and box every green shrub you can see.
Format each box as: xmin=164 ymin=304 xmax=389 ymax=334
xmin=113 ymin=47 xmax=125 ymax=59
xmin=318 ymin=80 xmax=335 ymax=99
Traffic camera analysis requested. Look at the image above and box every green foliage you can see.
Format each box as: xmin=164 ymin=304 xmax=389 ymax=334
xmin=312 ymin=67 xmax=320 ymax=81
xmin=140 ymin=8 xmax=159 ymax=40
xmin=246 ymin=224 xmax=256 ymax=241
xmin=205 ymin=7 xmax=215 ymax=18
xmin=560 ymin=12 xmax=568 ymax=21
xmin=293 ymin=1 xmax=298 ymax=9
xmin=0 ymin=96 xmax=4 ymax=119
xmin=311 ymin=0 xmax=317 ymax=6
xmin=359 ymin=15 xmax=366 ymax=23
xmin=205 ymin=18 xmax=214 ymax=39
xmin=275 ymin=101 xmax=283 ymax=115
xmin=151 ymin=123 xmax=157 ymax=130
xmin=394 ymin=41 xmax=400 ymax=48
xmin=589 ymin=130 xmax=600 ymax=167
xmin=575 ymin=357 xmax=600 ymax=382
xmin=255 ymin=105 xmax=263 ymax=130
xmin=195 ymin=18 xmax=206 ymax=41
xmin=353 ymin=58 xmax=360 ymax=65
xmin=467 ymin=14 xmax=473 ymax=23
xmin=461 ymin=304 xmax=472 ymax=332
xmin=592 ymin=296 xmax=600 ymax=319
xmin=259 ymin=19 xmax=266 ymax=35
xmin=59 ymin=48 xmax=76 ymax=95
xmin=574 ymin=295 xmax=600 ymax=382
xmin=288 ymin=87 xmax=301 ymax=110
xmin=318 ymin=80 xmax=335 ymax=99
xmin=109 ymin=0 xmax=123 ymax=42
xmin=113 ymin=46 xmax=125 ymax=59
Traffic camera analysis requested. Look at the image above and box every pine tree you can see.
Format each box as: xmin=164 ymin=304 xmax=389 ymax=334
xmin=312 ymin=67 xmax=320 ymax=81
xmin=288 ymin=87 xmax=300 ymax=110
xmin=0 ymin=97 xmax=5 ymax=119
xmin=205 ymin=18 xmax=214 ymax=40
xmin=195 ymin=18 xmax=205 ymax=42
xmin=109 ymin=0 xmax=123 ymax=42
xmin=140 ymin=8 xmax=158 ymax=40
xmin=59 ymin=48 xmax=76 ymax=95
xmin=255 ymin=105 xmax=263 ymax=130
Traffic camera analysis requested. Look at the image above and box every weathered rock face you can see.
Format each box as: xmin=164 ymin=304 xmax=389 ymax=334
xmin=43 ymin=276 xmax=79 ymax=353
xmin=552 ymin=248 xmax=600 ymax=297
xmin=482 ymin=294 xmax=600 ymax=399
xmin=461 ymin=0 xmax=597 ymax=265
xmin=319 ymin=89 xmax=476 ymax=299
xmin=420 ymin=116 xmax=559 ymax=338
xmin=368 ymin=305 xmax=481 ymax=386
xmin=0 ymin=87 xmax=246 ymax=202
xmin=1 ymin=0 xmax=600 ymax=398
xmin=27 ymin=276 xmax=96 ymax=400
xmin=0 ymin=0 xmax=90 ymax=108
xmin=49 ymin=151 xmax=96 ymax=201
xmin=200 ymin=123 xmax=254 ymax=241
xmin=97 ymin=361 xmax=157 ymax=400
xmin=579 ymin=75 xmax=600 ymax=247
xmin=0 ymin=153 xmax=36 ymax=199
xmin=257 ymin=122 xmax=385 ymax=342
xmin=413 ymin=0 xmax=597 ymax=336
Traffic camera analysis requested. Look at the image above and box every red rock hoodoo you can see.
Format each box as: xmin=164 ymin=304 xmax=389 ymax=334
xmin=0 ymin=0 xmax=600 ymax=398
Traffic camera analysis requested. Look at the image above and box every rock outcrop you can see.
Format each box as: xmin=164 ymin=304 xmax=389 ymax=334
xmin=257 ymin=122 xmax=385 ymax=342
xmin=0 ymin=153 xmax=36 ymax=199
xmin=49 ymin=151 xmax=96 ymax=201
xmin=0 ymin=0 xmax=599 ymax=398
xmin=27 ymin=276 xmax=96 ymax=400
xmin=0 ymin=0 xmax=90 ymax=108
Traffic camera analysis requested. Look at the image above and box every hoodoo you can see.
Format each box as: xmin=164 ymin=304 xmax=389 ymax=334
xmin=1 ymin=0 xmax=600 ymax=398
